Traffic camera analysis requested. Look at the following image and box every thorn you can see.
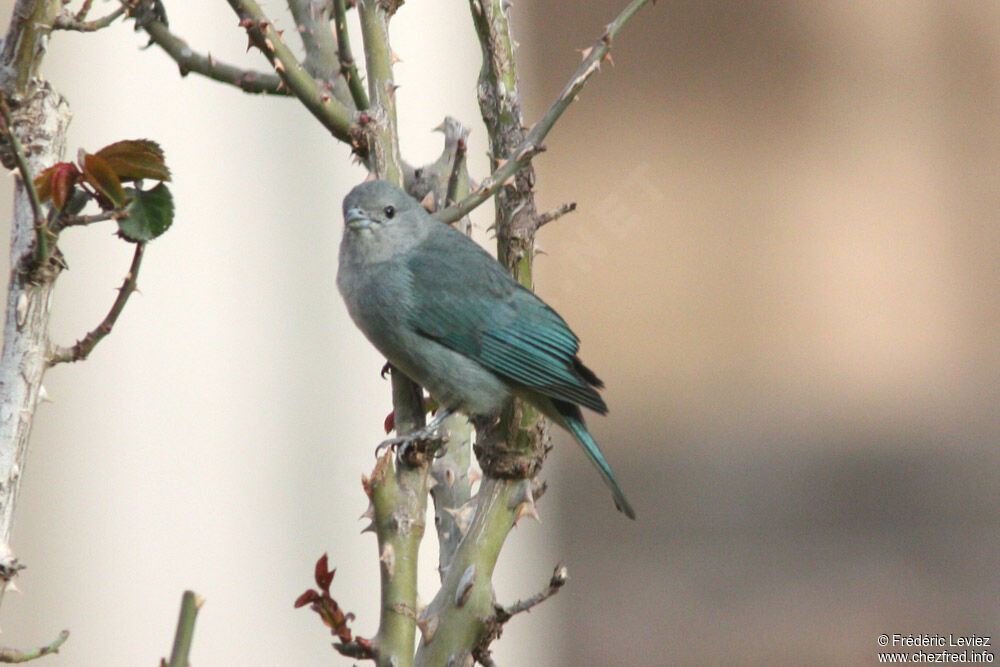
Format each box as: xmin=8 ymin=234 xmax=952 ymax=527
xmin=37 ymin=385 xmax=51 ymax=403
xmin=391 ymin=51 xmax=402 ymax=64
xmin=420 ymin=191 xmax=436 ymax=212
xmin=467 ymin=469 xmax=482 ymax=485
xmin=380 ymin=543 xmax=395 ymax=579
xmin=514 ymin=500 xmax=541 ymax=525
xmin=455 ymin=565 xmax=476 ymax=607
xmin=579 ymin=46 xmax=593 ymax=60
xmin=359 ymin=502 xmax=375 ymax=521
xmin=417 ymin=614 xmax=439 ymax=644
xmin=360 ymin=521 xmax=376 ymax=534
xmin=444 ymin=498 xmax=477 ymax=537
xmin=444 ymin=468 xmax=456 ymax=489
xmin=603 ymin=52 xmax=615 ymax=67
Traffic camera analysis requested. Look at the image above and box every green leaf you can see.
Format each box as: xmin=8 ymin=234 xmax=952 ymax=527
xmin=118 ymin=183 xmax=174 ymax=242
xmin=95 ymin=139 xmax=171 ymax=183
xmin=82 ymin=153 xmax=127 ymax=208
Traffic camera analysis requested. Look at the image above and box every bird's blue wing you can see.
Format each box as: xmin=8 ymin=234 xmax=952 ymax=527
xmin=406 ymin=224 xmax=607 ymax=414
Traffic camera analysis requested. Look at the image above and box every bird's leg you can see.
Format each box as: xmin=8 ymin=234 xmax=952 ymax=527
xmin=375 ymin=406 xmax=455 ymax=458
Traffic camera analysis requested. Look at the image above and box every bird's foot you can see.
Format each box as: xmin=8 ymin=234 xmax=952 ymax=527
xmin=375 ymin=407 xmax=455 ymax=461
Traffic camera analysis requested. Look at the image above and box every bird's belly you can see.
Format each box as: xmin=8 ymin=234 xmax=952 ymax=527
xmin=385 ymin=330 xmax=512 ymax=418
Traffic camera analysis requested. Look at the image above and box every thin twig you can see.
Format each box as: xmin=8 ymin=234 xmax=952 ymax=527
xmin=53 ymin=6 xmax=125 ymax=31
xmin=74 ymin=0 xmax=94 ymax=21
xmin=536 ymin=201 xmax=576 ymax=227
xmin=437 ymin=0 xmax=655 ymax=225
xmin=0 ymin=630 xmax=69 ymax=663
xmin=499 ymin=564 xmax=568 ymax=619
xmin=333 ymin=0 xmax=369 ymax=110
xmin=48 ymin=242 xmax=146 ymax=366
xmin=445 ymin=137 xmax=467 ymax=208
xmin=0 ymin=95 xmax=48 ymax=264
xmin=129 ymin=6 xmax=287 ymax=95
xmin=227 ymin=0 xmax=360 ymax=148
xmin=166 ymin=591 xmax=203 ymax=667
xmin=50 ymin=209 xmax=125 ymax=234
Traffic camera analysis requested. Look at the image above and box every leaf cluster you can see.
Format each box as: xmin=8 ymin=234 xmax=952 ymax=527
xmin=35 ymin=139 xmax=174 ymax=241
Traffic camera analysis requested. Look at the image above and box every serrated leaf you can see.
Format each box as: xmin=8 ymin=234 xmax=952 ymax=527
xmin=95 ymin=139 xmax=171 ymax=182
xmin=118 ymin=183 xmax=174 ymax=242
xmin=82 ymin=153 xmax=126 ymax=208
xmin=34 ymin=162 xmax=80 ymax=209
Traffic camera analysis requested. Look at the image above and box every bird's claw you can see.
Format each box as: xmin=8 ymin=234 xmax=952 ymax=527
xmin=375 ymin=423 xmax=449 ymax=460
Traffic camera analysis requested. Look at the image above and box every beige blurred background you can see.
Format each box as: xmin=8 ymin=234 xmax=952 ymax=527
xmin=0 ymin=1 xmax=997 ymax=665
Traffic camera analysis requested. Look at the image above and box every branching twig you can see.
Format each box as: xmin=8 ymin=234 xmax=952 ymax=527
xmin=135 ymin=12 xmax=287 ymax=95
xmin=48 ymin=242 xmax=146 ymax=366
xmin=537 ymin=201 xmax=576 ymax=227
xmin=333 ymin=0 xmax=369 ymax=110
xmin=0 ymin=95 xmax=49 ymax=264
xmin=287 ymin=0 xmax=355 ymax=110
xmin=437 ymin=0 xmax=656 ymax=225
xmin=499 ymin=563 xmax=568 ymax=619
xmin=227 ymin=0 xmax=359 ymax=147
xmin=0 ymin=630 xmax=69 ymax=663
xmin=53 ymin=6 xmax=125 ymax=31
xmin=165 ymin=590 xmax=203 ymax=667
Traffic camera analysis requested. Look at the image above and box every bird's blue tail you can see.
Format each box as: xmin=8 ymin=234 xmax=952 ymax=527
xmin=556 ymin=403 xmax=636 ymax=520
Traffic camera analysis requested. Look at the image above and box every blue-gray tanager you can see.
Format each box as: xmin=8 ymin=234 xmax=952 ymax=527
xmin=337 ymin=180 xmax=635 ymax=519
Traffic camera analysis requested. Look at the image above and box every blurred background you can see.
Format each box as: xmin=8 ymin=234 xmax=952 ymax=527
xmin=0 ymin=1 xmax=997 ymax=664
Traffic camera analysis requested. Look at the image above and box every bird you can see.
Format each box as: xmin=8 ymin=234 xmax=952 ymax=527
xmin=337 ymin=179 xmax=636 ymax=519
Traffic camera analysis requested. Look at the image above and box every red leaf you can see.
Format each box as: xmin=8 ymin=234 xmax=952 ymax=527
xmin=34 ymin=162 xmax=80 ymax=209
xmin=81 ymin=153 xmax=126 ymax=208
xmin=294 ymin=590 xmax=320 ymax=608
xmin=314 ymin=554 xmax=331 ymax=589
xmin=94 ymin=139 xmax=171 ymax=182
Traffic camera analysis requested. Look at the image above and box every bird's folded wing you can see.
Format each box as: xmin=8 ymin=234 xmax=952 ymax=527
xmin=405 ymin=230 xmax=607 ymax=414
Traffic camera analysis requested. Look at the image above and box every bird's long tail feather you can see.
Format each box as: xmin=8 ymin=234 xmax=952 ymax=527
xmin=557 ymin=405 xmax=636 ymax=520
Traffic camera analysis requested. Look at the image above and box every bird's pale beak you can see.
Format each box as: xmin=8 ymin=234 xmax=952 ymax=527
xmin=345 ymin=208 xmax=372 ymax=229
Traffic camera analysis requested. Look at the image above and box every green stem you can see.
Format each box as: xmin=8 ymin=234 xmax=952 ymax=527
xmin=138 ymin=15 xmax=287 ymax=95
xmin=357 ymin=0 xmax=402 ymax=184
xmin=287 ymin=0 xmax=355 ymax=109
xmin=333 ymin=0 xmax=369 ymax=110
xmin=167 ymin=590 xmax=203 ymax=667
xmin=226 ymin=0 xmax=359 ymax=148
xmin=0 ymin=630 xmax=69 ymax=663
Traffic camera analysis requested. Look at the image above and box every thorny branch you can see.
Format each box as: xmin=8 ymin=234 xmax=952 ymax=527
xmin=436 ymin=0 xmax=656 ymax=225
xmin=537 ymin=201 xmax=576 ymax=227
xmin=131 ymin=5 xmax=288 ymax=95
xmin=0 ymin=630 xmax=69 ymax=663
xmin=48 ymin=241 xmax=146 ymax=365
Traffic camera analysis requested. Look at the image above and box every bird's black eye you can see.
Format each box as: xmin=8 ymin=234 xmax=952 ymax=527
xmin=384 ymin=205 xmax=395 ymax=219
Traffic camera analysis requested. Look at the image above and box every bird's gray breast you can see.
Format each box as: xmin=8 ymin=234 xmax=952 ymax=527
xmin=337 ymin=255 xmax=512 ymax=417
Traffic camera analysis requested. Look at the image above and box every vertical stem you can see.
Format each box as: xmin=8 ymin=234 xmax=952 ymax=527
xmin=356 ymin=3 xmax=422 ymax=665
xmin=357 ymin=0 xmax=403 ymax=185
xmin=0 ymin=0 xmax=70 ymax=605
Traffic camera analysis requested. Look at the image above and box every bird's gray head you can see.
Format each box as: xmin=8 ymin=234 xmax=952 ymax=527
xmin=341 ymin=180 xmax=431 ymax=263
